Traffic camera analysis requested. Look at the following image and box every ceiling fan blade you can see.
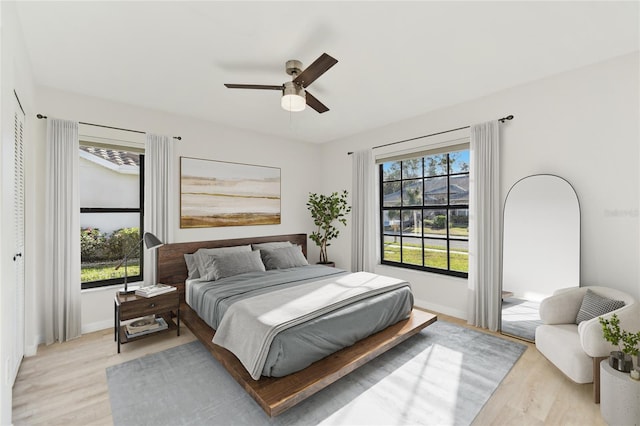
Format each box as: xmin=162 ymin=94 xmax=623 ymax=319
xmin=305 ymin=91 xmax=329 ymax=113
xmin=224 ymin=84 xmax=283 ymax=90
xmin=293 ymin=53 xmax=338 ymax=88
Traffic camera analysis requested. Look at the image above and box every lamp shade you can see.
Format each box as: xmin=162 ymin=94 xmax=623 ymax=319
xmin=143 ymin=232 xmax=163 ymax=250
xmin=281 ymin=82 xmax=306 ymax=112
xmin=116 ymin=232 xmax=163 ymax=294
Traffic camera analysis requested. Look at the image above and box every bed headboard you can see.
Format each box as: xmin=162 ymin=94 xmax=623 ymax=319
xmin=156 ymin=233 xmax=307 ymax=285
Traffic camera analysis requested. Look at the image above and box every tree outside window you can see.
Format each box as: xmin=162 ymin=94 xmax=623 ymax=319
xmin=380 ymin=148 xmax=469 ymax=277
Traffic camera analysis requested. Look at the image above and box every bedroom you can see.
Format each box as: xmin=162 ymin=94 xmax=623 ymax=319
xmin=1 ymin=1 xmax=639 ymax=425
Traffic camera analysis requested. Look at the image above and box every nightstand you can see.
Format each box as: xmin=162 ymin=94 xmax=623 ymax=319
xmin=114 ymin=289 xmax=180 ymax=353
xmin=600 ymin=360 xmax=640 ymax=425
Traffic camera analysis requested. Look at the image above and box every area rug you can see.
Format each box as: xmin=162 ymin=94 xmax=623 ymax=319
xmin=107 ymin=321 xmax=526 ymax=426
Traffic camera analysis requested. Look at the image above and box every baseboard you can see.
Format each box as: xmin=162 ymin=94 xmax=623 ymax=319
xmin=24 ymin=335 xmax=42 ymax=357
xmin=25 ymin=323 xmax=112 ymax=356
xmin=413 ymin=297 xmax=466 ymax=321
xmin=82 ymin=319 xmax=113 ymax=334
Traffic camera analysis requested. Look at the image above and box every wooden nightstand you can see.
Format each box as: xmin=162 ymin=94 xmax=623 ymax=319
xmin=114 ymin=290 xmax=180 ymax=353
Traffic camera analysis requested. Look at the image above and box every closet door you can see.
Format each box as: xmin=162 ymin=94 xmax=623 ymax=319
xmin=11 ymin=93 xmax=25 ymax=382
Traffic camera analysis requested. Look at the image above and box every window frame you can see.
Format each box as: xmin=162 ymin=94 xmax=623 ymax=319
xmin=80 ymin=153 xmax=145 ymax=290
xmin=379 ymin=149 xmax=469 ymax=278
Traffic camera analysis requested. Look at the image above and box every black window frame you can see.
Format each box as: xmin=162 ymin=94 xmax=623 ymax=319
xmin=379 ymin=149 xmax=469 ymax=278
xmin=81 ymin=154 xmax=145 ymax=290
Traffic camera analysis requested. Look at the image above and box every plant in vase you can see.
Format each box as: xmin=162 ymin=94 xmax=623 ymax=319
xmin=599 ymin=313 xmax=640 ymax=374
xmin=307 ymin=190 xmax=351 ymax=265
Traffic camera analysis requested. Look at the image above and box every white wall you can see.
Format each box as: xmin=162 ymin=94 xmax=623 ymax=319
xmin=79 ymin=157 xmax=139 ymax=234
xmin=32 ymin=88 xmax=322 ymax=335
xmin=0 ymin=2 xmax=37 ymax=424
xmin=320 ymin=52 xmax=640 ymax=318
xmin=79 ymin=156 xmax=139 ymax=209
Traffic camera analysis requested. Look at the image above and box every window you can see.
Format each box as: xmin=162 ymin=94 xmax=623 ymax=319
xmin=80 ymin=144 xmax=144 ymax=289
xmin=380 ymin=148 xmax=469 ymax=277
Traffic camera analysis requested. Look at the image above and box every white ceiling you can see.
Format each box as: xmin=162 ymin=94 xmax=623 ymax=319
xmin=14 ymin=1 xmax=639 ymax=144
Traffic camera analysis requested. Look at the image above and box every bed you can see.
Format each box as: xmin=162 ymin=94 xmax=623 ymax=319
xmin=157 ymin=233 xmax=437 ymax=416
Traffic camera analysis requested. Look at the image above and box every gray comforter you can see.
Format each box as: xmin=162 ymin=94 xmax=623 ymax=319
xmin=189 ymin=266 xmax=414 ymax=378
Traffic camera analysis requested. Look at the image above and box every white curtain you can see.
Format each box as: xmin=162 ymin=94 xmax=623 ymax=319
xmin=44 ymin=118 xmax=81 ymax=343
xmin=467 ymin=120 xmax=501 ymax=330
xmin=144 ymin=133 xmax=174 ymax=286
xmin=350 ymin=149 xmax=376 ymax=272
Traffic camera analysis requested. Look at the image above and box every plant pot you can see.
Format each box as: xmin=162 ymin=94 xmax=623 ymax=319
xmin=609 ymin=351 xmax=633 ymax=373
xmin=632 ymin=355 xmax=640 ymax=380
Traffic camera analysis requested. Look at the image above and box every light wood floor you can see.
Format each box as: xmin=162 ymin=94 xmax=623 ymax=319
xmin=12 ymin=313 xmax=605 ymax=426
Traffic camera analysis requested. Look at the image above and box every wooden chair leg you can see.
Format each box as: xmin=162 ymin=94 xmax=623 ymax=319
xmin=593 ymin=356 xmax=607 ymax=404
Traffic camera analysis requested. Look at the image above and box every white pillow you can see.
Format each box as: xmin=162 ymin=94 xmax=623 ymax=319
xmin=194 ymin=245 xmax=252 ymax=277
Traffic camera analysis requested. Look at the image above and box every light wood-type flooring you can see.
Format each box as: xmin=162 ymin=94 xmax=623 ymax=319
xmin=12 ymin=312 xmax=605 ymax=426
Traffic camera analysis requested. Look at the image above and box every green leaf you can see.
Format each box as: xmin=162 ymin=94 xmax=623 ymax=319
xmin=307 ymin=190 xmax=351 ymax=262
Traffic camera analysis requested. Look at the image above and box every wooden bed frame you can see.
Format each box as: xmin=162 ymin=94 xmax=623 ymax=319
xmin=157 ymin=233 xmax=437 ymax=417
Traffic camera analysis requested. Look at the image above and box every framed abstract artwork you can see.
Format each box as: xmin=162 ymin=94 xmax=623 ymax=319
xmin=180 ymin=157 xmax=281 ymax=228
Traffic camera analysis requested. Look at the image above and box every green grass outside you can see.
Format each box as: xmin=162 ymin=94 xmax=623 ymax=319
xmin=383 ymin=242 xmax=468 ymax=273
xmin=81 ymin=261 xmax=140 ymax=283
xmin=448 ymin=226 xmax=468 ymax=237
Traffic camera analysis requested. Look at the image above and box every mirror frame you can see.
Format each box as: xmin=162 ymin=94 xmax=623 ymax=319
xmin=500 ymin=174 xmax=580 ymax=341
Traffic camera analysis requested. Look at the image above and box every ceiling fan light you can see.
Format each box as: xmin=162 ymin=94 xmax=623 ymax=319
xmin=281 ymin=94 xmax=306 ymax=112
xmin=281 ymin=82 xmax=306 ymax=112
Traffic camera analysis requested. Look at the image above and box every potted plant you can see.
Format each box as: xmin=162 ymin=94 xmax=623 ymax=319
xmin=307 ymin=190 xmax=351 ymax=265
xmin=599 ymin=314 xmax=640 ymax=373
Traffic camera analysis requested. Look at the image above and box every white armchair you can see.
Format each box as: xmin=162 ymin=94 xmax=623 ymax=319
xmin=535 ymin=286 xmax=638 ymax=403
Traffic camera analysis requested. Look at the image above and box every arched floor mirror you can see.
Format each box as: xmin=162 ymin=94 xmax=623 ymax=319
xmin=501 ymin=174 xmax=580 ymax=341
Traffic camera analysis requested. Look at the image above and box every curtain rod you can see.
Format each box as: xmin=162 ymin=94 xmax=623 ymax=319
xmin=36 ymin=114 xmax=182 ymax=141
xmin=347 ymin=114 xmax=513 ymax=155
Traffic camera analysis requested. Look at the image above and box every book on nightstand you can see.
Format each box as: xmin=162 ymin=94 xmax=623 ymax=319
xmin=125 ymin=316 xmax=168 ymax=338
xmin=134 ymin=283 xmax=176 ymax=298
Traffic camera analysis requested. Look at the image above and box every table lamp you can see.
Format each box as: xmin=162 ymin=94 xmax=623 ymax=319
xmin=115 ymin=232 xmax=164 ymax=294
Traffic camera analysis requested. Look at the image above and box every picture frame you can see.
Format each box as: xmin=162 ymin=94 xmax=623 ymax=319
xmin=180 ymin=157 xmax=281 ymax=228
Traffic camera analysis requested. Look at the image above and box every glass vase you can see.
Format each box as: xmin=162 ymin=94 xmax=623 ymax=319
xmin=608 ymin=351 xmax=632 ymax=373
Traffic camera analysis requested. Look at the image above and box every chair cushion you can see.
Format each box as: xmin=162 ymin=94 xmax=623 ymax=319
xmin=535 ymin=324 xmax=593 ymax=383
xmin=539 ymin=289 xmax=585 ymax=324
xmin=575 ymin=289 xmax=625 ymax=324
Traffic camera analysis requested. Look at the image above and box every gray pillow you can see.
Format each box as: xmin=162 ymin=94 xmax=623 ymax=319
xmin=251 ymin=241 xmax=293 ymax=251
xmin=202 ymin=250 xmax=266 ymax=281
xmin=260 ymin=246 xmax=309 ymax=270
xmin=575 ymin=289 xmax=625 ymax=324
xmin=184 ymin=253 xmax=200 ymax=279
xmin=194 ymin=245 xmax=252 ymax=277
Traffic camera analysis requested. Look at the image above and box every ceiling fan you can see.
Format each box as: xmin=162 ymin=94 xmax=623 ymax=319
xmin=224 ymin=53 xmax=338 ymax=113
